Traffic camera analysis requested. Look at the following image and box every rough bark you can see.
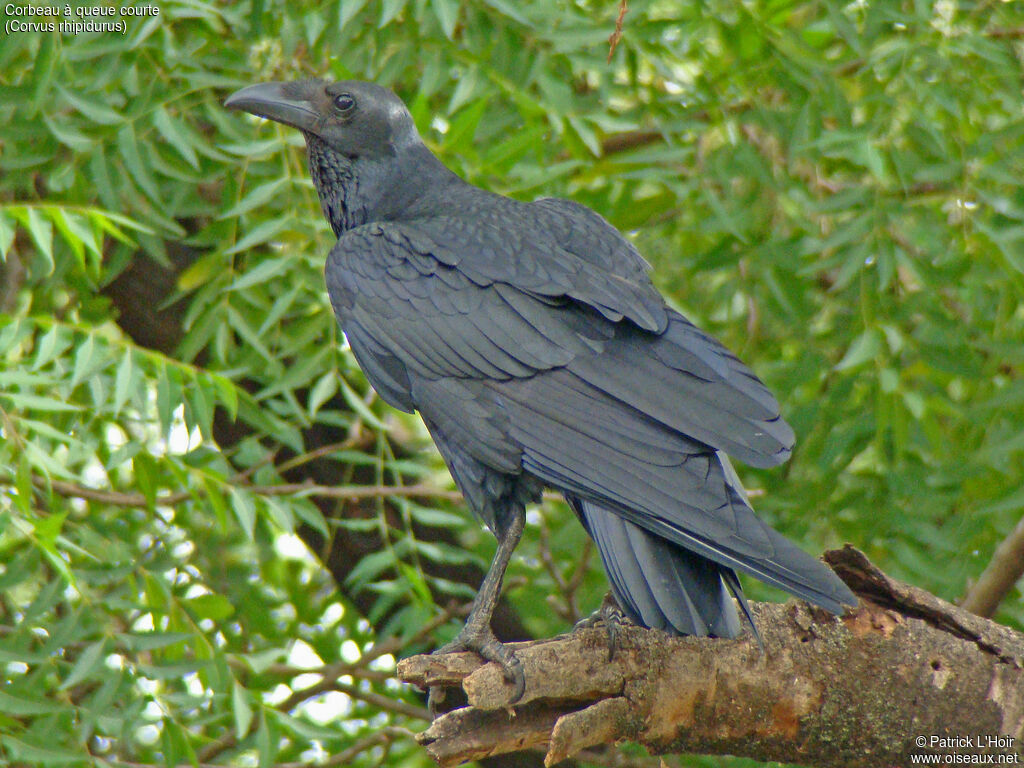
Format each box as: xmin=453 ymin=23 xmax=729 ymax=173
xmin=398 ymin=546 xmax=1024 ymax=768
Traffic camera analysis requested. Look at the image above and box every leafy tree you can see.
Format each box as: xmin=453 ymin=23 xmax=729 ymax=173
xmin=1 ymin=1 xmax=1022 ymax=766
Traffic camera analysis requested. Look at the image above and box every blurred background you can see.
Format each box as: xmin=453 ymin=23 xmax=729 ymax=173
xmin=1 ymin=1 xmax=1023 ymax=766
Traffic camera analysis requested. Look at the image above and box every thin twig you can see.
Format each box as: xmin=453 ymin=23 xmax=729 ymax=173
xmin=565 ymin=537 xmax=593 ymax=598
xmin=987 ymin=26 xmax=1024 ymax=39
xmin=275 ymin=669 xmax=427 ymax=721
xmin=209 ymin=603 xmax=464 ymax=763
xmin=195 ymin=731 xmax=239 ymax=763
xmin=226 ymin=656 xmax=391 ymax=684
xmin=961 ymin=514 xmax=1024 ymax=618
xmin=538 ymin=511 xmax=577 ymax=623
xmin=26 ymin=475 xmax=464 ymax=508
xmin=607 ymin=0 xmax=628 ymax=61
xmin=363 ymin=600 xmax=469 ymax=665
xmin=328 ymin=679 xmax=429 ymax=720
xmin=276 ymin=727 xmax=415 ymax=768
xmin=17 ymin=473 xmax=565 ymax=510
xmin=275 ymin=433 xmax=371 ymax=475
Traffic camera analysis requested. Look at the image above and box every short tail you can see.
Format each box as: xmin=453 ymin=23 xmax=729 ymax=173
xmin=568 ymin=495 xmax=752 ymax=638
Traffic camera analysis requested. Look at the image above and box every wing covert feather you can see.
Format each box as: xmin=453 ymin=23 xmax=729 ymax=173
xmin=326 ymin=221 xmax=793 ymax=469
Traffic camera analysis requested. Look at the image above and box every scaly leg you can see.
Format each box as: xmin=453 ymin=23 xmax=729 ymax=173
xmin=429 ymin=508 xmax=525 ymax=714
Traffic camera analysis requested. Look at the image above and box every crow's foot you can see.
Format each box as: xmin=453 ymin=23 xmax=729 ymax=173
xmin=574 ymin=593 xmax=634 ymax=661
xmin=428 ymin=625 xmax=525 ymax=716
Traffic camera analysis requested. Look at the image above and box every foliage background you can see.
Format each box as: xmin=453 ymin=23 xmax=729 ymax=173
xmin=1 ymin=1 xmax=1023 ymax=766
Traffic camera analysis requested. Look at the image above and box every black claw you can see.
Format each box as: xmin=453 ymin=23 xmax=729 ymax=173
xmin=509 ymin=664 xmax=526 ymax=703
xmin=574 ymin=595 xmax=633 ymax=661
xmin=605 ymin=617 xmax=619 ymax=661
xmin=428 ymin=626 xmax=527 ymax=710
xmin=481 ymin=639 xmax=525 ymax=703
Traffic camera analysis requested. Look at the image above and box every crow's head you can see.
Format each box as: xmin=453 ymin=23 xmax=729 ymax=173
xmin=225 ymin=79 xmax=418 ymax=160
xmin=226 ymin=79 xmax=438 ymax=233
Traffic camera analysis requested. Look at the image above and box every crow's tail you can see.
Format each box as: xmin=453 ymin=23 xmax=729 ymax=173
xmin=567 ymin=494 xmax=754 ymax=639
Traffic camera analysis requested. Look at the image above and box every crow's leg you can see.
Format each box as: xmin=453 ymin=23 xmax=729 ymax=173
xmin=429 ymin=507 xmax=525 ymax=714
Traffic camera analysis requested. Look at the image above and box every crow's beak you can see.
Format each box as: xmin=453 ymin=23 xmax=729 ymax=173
xmin=225 ymin=81 xmax=321 ymax=132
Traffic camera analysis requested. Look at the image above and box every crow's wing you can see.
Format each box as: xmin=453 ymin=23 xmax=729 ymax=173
xmin=325 ymin=220 xmax=853 ymax=613
xmin=326 ymin=219 xmax=791 ymax=467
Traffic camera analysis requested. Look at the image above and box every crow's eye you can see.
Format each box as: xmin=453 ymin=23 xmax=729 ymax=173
xmin=333 ymin=93 xmax=356 ymax=115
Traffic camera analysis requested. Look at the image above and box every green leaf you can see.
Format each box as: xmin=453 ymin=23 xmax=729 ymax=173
xmin=263 ymin=496 xmax=295 ymax=532
xmin=226 ymin=305 xmax=278 ymax=367
xmin=29 ymin=32 xmax=57 ymax=116
xmin=229 ymin=487 xmax=257 ymax=540
xmin=21 ymin=418 xmax=81 ymax=446
xmin=23 ymin=206 xmax=55 ymax=273
xmin=344 ymin=549 xmax=397 ymax=590
xmin=2 ymin=736 xmax=87 ymax=765
xmin=481 ymin=0 xmax=531 ymax=26
xmin=56 ymin=208 xmax=102 ymax=263
xmin=256 ymin=708 xmax=277 ymax=768
xmin=409 ymin=506 xmax=465 ymax=527
xmin=117 ymin=124 xmax=163 ymax=205
xmin=240 ymin=648 xmax=288 ymax=674
xmin=224 ymin=218 xmax=289 ymax=255
xmin=41 ymin=112 xmax=95 ymax=152
xmin=232 ymin=680 xmax=253 ymax=739
xmin=432 ymin=0 xmax=458 ymax=39
xmin=220 ymin=178 xmax=289 ymax=219
xmin=59 ymin=86 xmax=124 ymax=125
xmin=32 ymin=324 xmax=63 ymax=369
xmin=1 ymin=392 xmax=82 ymax=412
xmin=70 ymin=333 xmax=98 ymax=389
xmin=379 ymin=0 xmax=407 ymax=27
xmin=156 ymin=366 xmax=183 ymax=435
xmin=338 ymin=376 xmax=384 ymax=430
xmin=187 ymin=374 xmax=216 ymax=439
xmin=834 ymin=327 xmax=883 ymax=371
xmin=32 ymin=508 xmax=67 ymax=551
xmin=0 ymin=690 xmax=70 ymax=716
xmin=212 ymin=373 xmax=239 ymax=421
xmin=229 ymin=255 xmax=290 ymax=291
xmin=114 ymin=348 xmax=135 ymax=412
xmin=188 ymin=593 xmax=235 ymax=621
xmin=61 ymin=639 xmax=107 ymax=690
xmin=136 ymin=660 xmax=213 ymax=680
xmin=293 ymin=502 xmax=329 ymax=538
xmin=115 ymin=632 xmax=193 ymax=652
xmin=307 ymin=371 xmax=337 ymax=417
xmin=133 ymin=453 xmax=159 ymax=510
xmin=0 ymin=209 xmax=15 ymax=259
xmin=338 ymin=0 xmax=369 ymax=30
xmin=177 ymin=251 xmax=223 ymax=291
xmin=160 ymin=716 xmax=198 ymax=768
xmin=153 ymin=106 xmax=200 ymax=169
xmin=24 ymin=442 xmax=77 ymax=484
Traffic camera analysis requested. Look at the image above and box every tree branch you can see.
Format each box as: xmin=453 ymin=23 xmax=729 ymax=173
xmin=398 ymin=547 xmax=1024 ymax=768
xmin=961 ymin=514 xmax=1024 ymax=618
xmin=29 ymin=474 xmax=465 ymax=508
xmin=20 ymin=474 xmax=565 ymax=510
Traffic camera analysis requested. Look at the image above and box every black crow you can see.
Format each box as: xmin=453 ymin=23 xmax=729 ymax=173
xmin=225 ymin=80 xmax=856 ymax=703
